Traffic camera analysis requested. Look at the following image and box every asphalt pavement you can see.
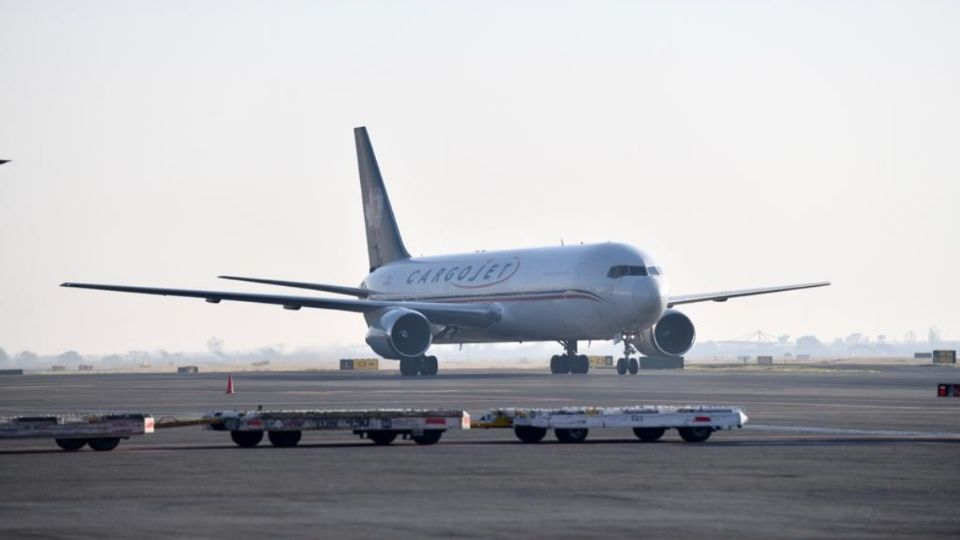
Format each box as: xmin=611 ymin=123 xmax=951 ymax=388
xmin=1 ymin=365 xmax=958 ymax=538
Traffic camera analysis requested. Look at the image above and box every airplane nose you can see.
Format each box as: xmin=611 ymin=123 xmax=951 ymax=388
xmin=632 ymin=278 xmax=666 ymax=325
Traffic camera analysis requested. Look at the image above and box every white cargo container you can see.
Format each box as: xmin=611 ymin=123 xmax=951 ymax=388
xmin=205 ymin=408 xmax=469 ymax=447
xmin=476 ymin=405 xmax=747 ymax=443
xmin=0 ymin=413 xmax=154 ymax=451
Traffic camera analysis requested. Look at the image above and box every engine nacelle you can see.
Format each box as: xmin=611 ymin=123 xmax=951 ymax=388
xmin=365 ymin=308 xmax=433 ymax=360
xmin=635 ymin=309 xmax=696 ymax=357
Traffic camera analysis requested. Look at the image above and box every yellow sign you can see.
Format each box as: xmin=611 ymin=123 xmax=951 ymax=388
xmin=340 ymin=358 xmax=379 ymax=370
xmin=933 ymin=350 xmax=956 ymax=364
xmin=354 ymin=359 xmax=379 ymax=370
xmin=588 ymin=356 xmax=614 ymax=368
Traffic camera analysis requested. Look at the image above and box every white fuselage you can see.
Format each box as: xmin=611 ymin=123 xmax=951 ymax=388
xmin=362 ymin=242 xmax=668 ymax=343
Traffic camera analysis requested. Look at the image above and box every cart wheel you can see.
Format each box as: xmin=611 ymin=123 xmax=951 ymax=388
xmin=367 ymin=431 xmax=398 ymax=445
xmin=87 ymin=437 xmax=120 ymax=452
xmin=231 ymin=430 xmax=264 ymax=448
xmin=555 ymin=428 xmax=589 ymax=443
xmin=55 ymin=438 xmax=86 ymax=451
xmin=411 ymin=430 xmax=443 ymax=445
xmin=268 ymin=430 xmax=302 ymax=448
xmin=633 ymin=427 xmax=666 ymax=442
xmin=514 ymin=426 xmax=547 ymax=443
xmin=678 ymin=427 xmax=713 ymax=443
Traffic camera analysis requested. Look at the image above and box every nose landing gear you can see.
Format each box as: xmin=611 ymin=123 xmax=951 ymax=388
xmin=616 ymin=335 xmax=640 ymax=376
xmin=550 ymin=340 xmax=589 ymax=375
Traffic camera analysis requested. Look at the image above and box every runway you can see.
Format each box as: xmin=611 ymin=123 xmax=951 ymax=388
xmin=1 ymin=365 xmax=958 ymax=538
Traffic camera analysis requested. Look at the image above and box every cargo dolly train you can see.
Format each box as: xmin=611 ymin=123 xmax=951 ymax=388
xmin=0 ymin=405 xmax=747 ymax=451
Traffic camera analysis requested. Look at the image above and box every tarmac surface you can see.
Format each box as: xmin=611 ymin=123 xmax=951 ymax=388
xmin=1 ymin=364 xmax=959 ymax=539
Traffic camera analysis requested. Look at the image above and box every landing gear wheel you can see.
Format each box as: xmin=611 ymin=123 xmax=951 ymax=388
xmin=231 ymin=430 xmax=264 ymax=448
xmin=575 ymin=355 xmax=589 ymax=374
xmin=55 ymin=438 xmax=86 ymax=451
xmin=555 ymin=428 xmax=589 ymax=443
xmin=411 ymin=430 xmax=443 ymax=445
xmin=268 ymin=430 xmax=302 ymax=447
xmin=633 ymin=427 xmax=666 ymax=442
xmin=514 ymin=426 xmax=548 ymax=443
xmin=550 ymin=355 xmax=561 ymax=374
xmin=87 ymin=437 xmax=120 ymax=452
xmin=420 ymin=355 xmax=438 ymax=376
xmin=678 ymin=427 xmax=713 ymax=443
xmin=557 ymin=354 xmax=573 ymax=374
xmin=367 ymin=431 xmax=398 ymax=445
xmin=616 ymin=358 xmax=627 ymax=375
xmin=628 ymin=357 xmax=639 ymax=375
xmin=399 ymin=357 xmax=419 ymax=376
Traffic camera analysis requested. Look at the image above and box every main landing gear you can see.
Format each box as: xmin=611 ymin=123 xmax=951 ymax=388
xmin=616 ymin=335 xmax=640 ymax=376
xmin=399 ymin=355 xmax=439 ymax=376
xmin=550 ymin=340 xmax=589 ymax=375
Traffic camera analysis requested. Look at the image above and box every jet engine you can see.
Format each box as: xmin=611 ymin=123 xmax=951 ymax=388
xmin=365 ymin=308 xmax=433 ymax=359
xmin=634 ymin=309 xmax=696 ymax=357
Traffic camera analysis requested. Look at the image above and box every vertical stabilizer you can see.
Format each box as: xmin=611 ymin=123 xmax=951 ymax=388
xmin=354 ymin=127 xmax=411 ymax=271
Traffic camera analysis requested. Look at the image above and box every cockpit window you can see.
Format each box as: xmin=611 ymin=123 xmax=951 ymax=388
xmin=607 ymin=265 xmax=648 ymax=278
xmin=647 ymin=266 xmax=661 ymax=276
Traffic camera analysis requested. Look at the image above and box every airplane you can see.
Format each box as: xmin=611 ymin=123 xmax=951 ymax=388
xmin=62 ymin=127 xmax=829 ymax=376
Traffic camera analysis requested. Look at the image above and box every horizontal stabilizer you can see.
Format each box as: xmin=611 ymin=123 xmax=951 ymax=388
xmin=218 ymin=275 xmax=376 ymax=298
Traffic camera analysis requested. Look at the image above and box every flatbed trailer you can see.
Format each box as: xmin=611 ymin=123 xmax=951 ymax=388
xmin=0 ymin=413 xmax=154 ymax=451
xmin=204 ymin=409 xmax=470 ymax=447
xmin=475 ymin=405 xmax=747 ymax=443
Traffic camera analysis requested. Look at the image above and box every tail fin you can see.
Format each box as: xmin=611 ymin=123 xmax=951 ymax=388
xmin=354 ymin=127 xmax=411 ymax=272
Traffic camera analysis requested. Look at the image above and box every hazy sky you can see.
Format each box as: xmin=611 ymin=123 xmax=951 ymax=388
xmin=1 ymin=1 xmax=957 ymax=356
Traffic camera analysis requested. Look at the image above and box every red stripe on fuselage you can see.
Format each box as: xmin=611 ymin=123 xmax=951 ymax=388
xmin=374 ymin=290 xmax=605 ymax=304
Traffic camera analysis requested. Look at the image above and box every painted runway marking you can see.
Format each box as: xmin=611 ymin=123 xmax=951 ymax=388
xmin=747 ymin=424 xmax=960 ymax=438
xmin=719 ymin=400 xmax=960 ymax=412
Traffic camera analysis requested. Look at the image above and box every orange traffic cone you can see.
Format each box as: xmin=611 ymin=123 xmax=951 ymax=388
xmin=225 ymin=374 xmax=235 ymax=395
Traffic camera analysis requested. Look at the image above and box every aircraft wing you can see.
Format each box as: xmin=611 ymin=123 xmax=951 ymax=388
xmin=217 ymin=275 xmax=377 ymax=297
xmin=667 ymin=281 xmax=830 ymax=307
xmin=60 ymin=283 xmax=500 ymax=328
